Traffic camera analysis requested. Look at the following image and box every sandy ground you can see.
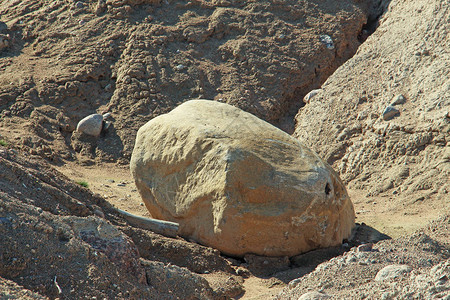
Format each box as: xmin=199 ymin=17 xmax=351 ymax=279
xmin=55 ymin=162 xmax=285 ymax=299
xmin=55 ymin=161 xmax=445 ymax=300
xmin=56 ymin=162 xmax=442 ymax=239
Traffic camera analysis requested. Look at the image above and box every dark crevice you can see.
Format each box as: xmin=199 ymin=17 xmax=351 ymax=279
xmin=359 ymin=0 xmax=391 ymax=42
xmin=276 ymin=0 xmax=391 ymax=136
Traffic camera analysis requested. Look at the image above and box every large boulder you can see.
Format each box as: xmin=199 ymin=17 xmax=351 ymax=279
xmin=130 ymin=100 xmax=354 ymax=257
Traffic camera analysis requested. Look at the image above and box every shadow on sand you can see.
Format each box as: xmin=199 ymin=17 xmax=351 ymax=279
xmin=240 ymin=223 xmax=391 ymax=285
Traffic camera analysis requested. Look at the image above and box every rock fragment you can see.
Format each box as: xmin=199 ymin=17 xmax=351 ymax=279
xmin=319 ymin=35 xmax=334 ymax=49
xmin=298 ymin=291 xmax=331 ymax=300
xmin=357 ymin=243 xmax=374 ymax=252
xmin=375 ymin=264 xmax=412 ymax=281
xmin=382 ymin=105 xmax=400 ymax=121
xmin=76 ymin=114 xmax=104 ymax=137
xmin=391 ymin=94 xmax=406 ymax=106
xmin=303 ymin=89 xmax=322 ymax=104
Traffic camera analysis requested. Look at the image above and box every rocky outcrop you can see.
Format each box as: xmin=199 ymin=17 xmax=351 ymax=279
xmin=131 ymin=100 xmax=354 ymax=257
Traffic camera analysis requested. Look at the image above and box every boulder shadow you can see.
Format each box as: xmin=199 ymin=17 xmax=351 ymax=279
xmin=240 ymin=223 xmax=391 ymax=284
xmin=68 ymin=123 xmax=125 ymax=164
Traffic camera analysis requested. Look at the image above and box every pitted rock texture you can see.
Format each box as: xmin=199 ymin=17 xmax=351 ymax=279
xmin=131 ymin=100 xmax=354 ymax=257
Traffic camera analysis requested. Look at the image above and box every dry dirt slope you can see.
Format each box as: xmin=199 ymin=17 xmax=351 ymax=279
xmin=0 ymin=149 xmax=248 ymax=299
xmin=0 ymin=0 xmax=376 ymax=162
xmin=294 ymin=0 xmax=450 ymax=237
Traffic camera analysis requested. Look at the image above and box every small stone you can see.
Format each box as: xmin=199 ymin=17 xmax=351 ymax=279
xmin=105 ymin=84 xmax=112 ymax=92
xmin=236 ymin=267 xmax=250 ymax=278
xmin=375 ymin=264 xmax=412 ymax=281
xmin=117 ymin=183 xmax=126 ymax=187
xmin=303 ymin=89 xmax=321 ymax=104
xmin=319 ymin=35 xmax=334 ymax=49
xmin=382 ymin=105 xmax=400 ymax=121
xmin=391 ymin=94 xmax=406 ymax=106
xmin=175 ymin=64 xmax=185 ymax=71
xmin=288 ymin=278 xmax=301 ymax=290
xmin=298 ymin=291 xmax=331 ymax=300
xmin=93 ymin=209 xmax=105 ymax=218
xmin=75 ymin=1 xmax=84 ymax=8
xmin=76 ymin=114 xmax=104 ymax=137
xmin=357 ymin=243 xmax=373 ymax=252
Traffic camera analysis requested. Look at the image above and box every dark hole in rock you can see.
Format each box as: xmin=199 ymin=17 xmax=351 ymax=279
xmin=325 ymin=183 xmax=331 ymax=195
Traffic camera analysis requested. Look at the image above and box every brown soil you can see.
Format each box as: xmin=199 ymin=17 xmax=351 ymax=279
xmin=0 ymin=0 xmax=449 ymax=299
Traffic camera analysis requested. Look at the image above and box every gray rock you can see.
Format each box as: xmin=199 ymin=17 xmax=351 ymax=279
xmin=382 ymin=105 xmax=400 ymax=121
xmin=298 ymin=291 xmax=331 ymax=300
xmin=76 ymin=114 xmax=104 ymax=137
xmin=303 ymin=89 xmax=322 ymax=104
xmin=175 ymin=64 xmax=186 ymax=71
xmin=288 ymin=278 xmax=302 ymax=290
xmin=75 ymin=1 xmax=84 ymax=8
xmin=391 ymin=94 xmax=406 ymax=106
xmin=357 ymin=243 xmax=374 ymax=252
xmin=104 ymin=83 xmax=112 ymax=92
xmin=375 ymin=264 xmax=412 ymax=281
xmin=319 ymin=35 xmax=334 ymax=49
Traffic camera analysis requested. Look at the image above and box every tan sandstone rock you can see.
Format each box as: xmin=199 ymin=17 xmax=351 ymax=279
xmin=130 ymin=100 xmax=354 ymax=257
